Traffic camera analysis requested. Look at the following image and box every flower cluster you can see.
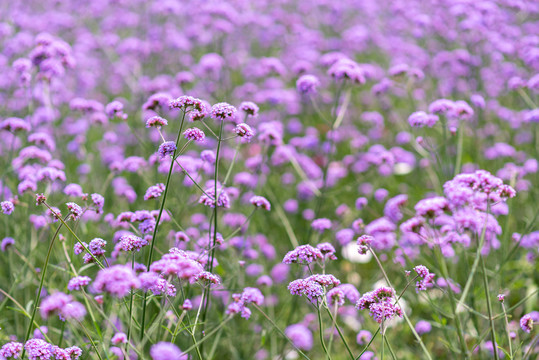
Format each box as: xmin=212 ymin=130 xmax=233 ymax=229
xmin=356 ymin=287 xmax=403 ymax=324
xmin=282 ymin=245 xmax=323 ymax=265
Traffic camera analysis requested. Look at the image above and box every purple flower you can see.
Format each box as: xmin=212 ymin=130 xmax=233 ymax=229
xmin=149 ymin=342 xmax=187 ymax=360
xmin=311 ymin=218 xmax=332 ymax=233
xmin=105 ymin=101 xmax=127 ymax=120
xmin=1 ymin=117 xmax=31 ymax=132
xmin=146 ymin=116 xmax=168 ymax=128
xmin=317 ymin=242 xmax=337 ymax=260
xmin=144 ymin=183 xmax=166 ymax=200
xmin=182 ymin=299 xmax=193 ymax=310
xmin=235 ymin=123 xmax=255 ymax=141
xmin=520 ymin=313 xmax=536 ymax=333
xmin=91 ymin=193 xmax=104 ymax=214
xmin=0 ymin=342 xmax=23 ymax=358
xmin=64 ymin=184 xmax=84 ymax=197
xmin=356 ymin=330 xmax=372 ymax=345
xmin=184 ymin=128 xmax=205 ymax=142
xmin=414 ymin=197 xmax=449 ymax=218
xmin=408 ymin=111 xmax=438 ymax=128
xmin=415 ymin=320 xmax=432 ymax=335
xmin=40 ymin=292 xmax=86 ymax=321
xmin=66 ymin=202 xmax=83 ymax=220
xmin=428 ymin=99 xmax=455 ymax=115
xmin=194 ymin=271 xmax=221 ymax=285
xmin=1 ymin=237 xmax=15 ymax=252
xmin=1 ymin=201 xmax=14 ymax=215
xmin=24 ymin=339 xmax=53 ymax=360
xmin=210 ymin=102 xmax=237 ymax=121
xmin=158 ymin=141 xmax=177 ymax=159
xmin=67 ymin=276 xmax=91 ymax=291
xmin=198 ymin=187 xmax=230 ymax=208
xmin=328 ymin=58 xmax=366 ymax=84
xmin=249 ymin=195 xmax=271 ymax=211
xmin=357 ymin=235 xmax=374 ymax=255
xmin=283 ymin=245 xmax=323 ymax=265
xmin=226 ymin=287 xmax=264 ymax=319
xmin=356 ymin=287 xmax=402 ymax=324
xmin=413 ymin=265 xmax=435 ymax=292
xmin=239 ymin=101 xmax=259 ymax=117
xmin=111 ymin=332 xmax=127 ymax=345
xmin=296 ymin=74 xmax=320 ymax=94
xmin=93 ymin=264 xmax=140 ymax=298
xmin=117 ymin=234 xmax=149 ymax=252
xmin=169 ymin=95 xmax=204 ymax=112
xmin=285 ymin=324 xmax=313 ymax=351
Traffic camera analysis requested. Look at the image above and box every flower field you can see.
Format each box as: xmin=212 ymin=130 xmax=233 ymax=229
xmin=0 ymin=1 xmax=538 ymax=359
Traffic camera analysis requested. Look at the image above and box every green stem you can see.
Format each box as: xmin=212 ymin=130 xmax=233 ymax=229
xmin=481 ymin=256 xmax=499 ymax=360
xmin=501 ymin=302 xmax=513 ymax=357
xmin=21 ymin=214 xmax=69 ymax=358
xmin=317 ymin=305 xmax=332 ymax=360
xmin=454 ymin=124 xmax=464 ymax=176
xmin=140 ymin=110 xmax=186 ymax=340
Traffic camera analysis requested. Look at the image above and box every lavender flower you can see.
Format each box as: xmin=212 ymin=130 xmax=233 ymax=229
xmin=144 ymin=183 xmax=166 ymax=200
xmin=356 ymin=287 xmax=402 ymax=324
xmin=1 ymin=201 xmax=14 ymax=215
xmin=283 ymin=245 xmax=323 ymax=265
xmin=408 ymin=111 xmax=438 ymax=128
xmin=311 ymin=218 xmax=332 ymax=233
xmin=149 ymin=342 xmax=187 ymax=360
xmin=67 ymin=276 xmax=91 ymax=291
xmin=249 ymin=195 xmax=271 ymax=211
xmin=158 ymin=141 xmax=177 ymax=159
xmin=198 ymin=187 xmax=230 ymax=208
xmin=40 ymin=292 xmax=86 ymax=321
xmin=235 ymin=123 xmax=255 ymax=141
xmin=413 ymin=265 xmax=435 ymax=292
xmin=520 ymin=313 xmax=536 ymax=333
xmin=210 ymin=102 xmax=237 ymax=121
xmin=1 ymin=237 xmax=15 ymax=252
xmin=65 ymin=202 xmax=83 ymax=220
xmin=285 ymin=324 xmax=313 ymax=351
xmin=0 ymin=342 xmax=23 ymax=358
xmin=111 ymin=333 xmax=127 ymax=345
xmin=24 ymin=339 xmax=53 ymax=360
xmin=239 ymin=101 xmax=259 ymax=117
xmin=146 ymin=116 xmax=168 ymax=128
xmin=91 ymin=193 xmax=104 ymax=214
xmin=93 ymin=265 xmax=140 ymax=298
xmin=117 ymin=234 xmax=149 ymax=252
xmin=415 ymin=320 xmax=432 ymax=335
xmin=169 ymin=95 xmax=204 ymax=112
xmin=183 ymin=128 xmax=205 ymax=142
xmin=296 ymin=74 xmax=320 ymax=94
xmin=357 ymin=235 xmax=374 ymax=255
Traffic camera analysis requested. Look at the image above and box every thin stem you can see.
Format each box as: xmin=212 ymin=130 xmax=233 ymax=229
xmin=454 ymin=124 xmax=464 ymax=176
xmin=140 ymin=110 xmax=186 ymax=340
xmin=21 ymin=214 xmax=69 ymax=358
xmin=317 ymin=304 xmax=332 ymax=360
xmin=481 ymin=256 xmax=499 ymax=360
xmin=501 ymin=302 xmax=513 ymax=357
xmin=323 ymin=304 xmax=355 ymax=360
